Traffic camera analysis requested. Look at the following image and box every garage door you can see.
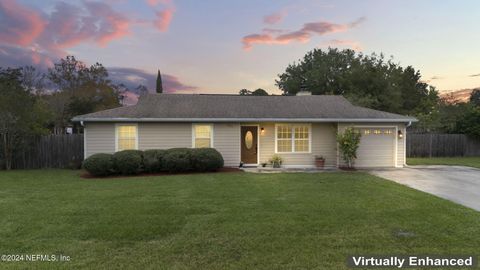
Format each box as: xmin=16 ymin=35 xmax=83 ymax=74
xmin=354 ymin=127 xmax=396 ymax=167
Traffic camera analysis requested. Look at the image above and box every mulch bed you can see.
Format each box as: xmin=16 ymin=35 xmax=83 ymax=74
xmin=338 ymin=166 xmax=357 ymax=171
xmin=80 ymin=167 xmax=243 ymax=179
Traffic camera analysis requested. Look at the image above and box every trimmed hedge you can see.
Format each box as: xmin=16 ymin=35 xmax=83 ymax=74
xmin=191 ymin=148 xmax=224 ymax=172
xmin=82 ymin=153 xmax=114 ymax=176
xmin=162 ymin=148 xmax=193 ymax=173
xmin=82 ymin=148 xmax=224 ymax=176
xmin=113 ymin=150 xmax=143 ymax=175
xmin=143 ymin=149 xmax=166 ymax=173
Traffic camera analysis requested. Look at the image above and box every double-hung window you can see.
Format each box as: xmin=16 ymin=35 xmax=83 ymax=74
xmin=193 ymin=124 xmax=213 ymax=148
xmin=276 ymin=124 xmax=310 ymax=153
xmin=116 ymin=125 xmax=138 ymax=151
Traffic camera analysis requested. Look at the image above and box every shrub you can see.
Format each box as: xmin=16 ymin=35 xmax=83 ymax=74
xmin=336 ymin=127 xmax=362 ymax=168
xmin=191 ymin=148 xmax=224 ymax=172
xmin=143 ymin=149 xmax=167 ymax=173
xmin=113 ymin=150 xmax=144 ymax=175
xmin=162 ymin=148 xmax=193 ymax=173
xmin=82 ymin=153 xmax=115 ymax=176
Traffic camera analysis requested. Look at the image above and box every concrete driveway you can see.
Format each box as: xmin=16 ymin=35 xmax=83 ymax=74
xmin=369 ymin=165 xmax=480 ymax=211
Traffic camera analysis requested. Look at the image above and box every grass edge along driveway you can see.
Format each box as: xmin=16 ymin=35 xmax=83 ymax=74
xmin=0 ymin=169 xmax=479 ymax=269
xmin=407 ymin=157 xmax=480 ymax=169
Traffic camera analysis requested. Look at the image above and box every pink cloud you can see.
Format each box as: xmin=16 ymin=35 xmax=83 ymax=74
xmin=276 ymin=30 xmax=310 ymax=43
xmin=1 ymin=1 xmax=131 ymax=50
xmin=0 ymin=0 xmax=46 ymax=46
xmin=263 ymin=11 xmax=286 ymax=25
xmin=0 ymin=0 xmax=177 ymax=67
xmin=242 ymin=17 xmax=366 ymax=50
xmin=0 ymin=0 xmax=137 ymax=67
xmin=153 ymin=8 xmax=174 ymax=32
xmin=84 ymin=1 xmax=130 ymax=46
xmin=146 ymin=0 xmax=175 ymax=32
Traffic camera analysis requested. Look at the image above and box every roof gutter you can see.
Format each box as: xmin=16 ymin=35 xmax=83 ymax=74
xmin=72 ymin=117 xmax=418 ymax=123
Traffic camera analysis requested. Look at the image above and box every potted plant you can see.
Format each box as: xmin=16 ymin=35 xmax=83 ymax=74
xmin=315 ymin=156 xmax=325 ymax=168
xmin=269 ymin=154 xmax=283 ymax=168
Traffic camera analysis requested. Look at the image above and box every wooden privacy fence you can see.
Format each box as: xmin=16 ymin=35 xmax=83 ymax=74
xmin=10 ymin=134 xmax=84 ymax=169
xmin=406 ymin=133 xmax=480 ymax=157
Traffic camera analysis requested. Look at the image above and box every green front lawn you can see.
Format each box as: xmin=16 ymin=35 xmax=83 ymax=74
xmin=407 ymin=157 xmax=480 ymax=169
xmin=1 ymin=170 xmax=479 ymax=269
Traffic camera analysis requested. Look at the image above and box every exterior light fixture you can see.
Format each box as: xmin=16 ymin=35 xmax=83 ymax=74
xmin=261 ymin=127 xmax=265 ymax=134
xmin=398 ymin=130 xmax=403 ymax=139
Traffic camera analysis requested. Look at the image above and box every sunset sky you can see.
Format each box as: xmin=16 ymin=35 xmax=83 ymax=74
xmin=1 ymin=0 xmax=480 ymax=94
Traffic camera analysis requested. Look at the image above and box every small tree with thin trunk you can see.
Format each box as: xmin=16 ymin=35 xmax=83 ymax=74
xmin=156 ymin=69 xmax=163 ymax=93
xmin=336 ymin=127 xmax=362 ymax=168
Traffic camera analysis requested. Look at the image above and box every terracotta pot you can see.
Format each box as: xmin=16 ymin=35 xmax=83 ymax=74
xmin=315 ymin=159 xmax=325 ymax=168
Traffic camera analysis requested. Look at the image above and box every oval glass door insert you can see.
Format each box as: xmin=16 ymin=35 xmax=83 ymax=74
xmin=245 ymin=131 xmax=253 ymax=149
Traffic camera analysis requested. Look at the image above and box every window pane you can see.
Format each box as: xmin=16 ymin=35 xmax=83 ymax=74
xmin=294 ymin=126 xmax=309 ymax=139
xmin=277 ymin=139 xmax=292 ymax=152
xmin=195 ymin=138 xmax=211 ymax=148
xmin=194 ymin=125 xmax=211 ymax=148
xmin=294 ymin=139 xmax=309 ymax=152
xmin=118 ymin=139 xmax=135 ymax=151
xmin=195 ymin=125 xmax=211 ymax=138
xmin=117 ymin=125 xmax=137 ymax=151
xmin=277 ymin=125 xmax=291 ymax=139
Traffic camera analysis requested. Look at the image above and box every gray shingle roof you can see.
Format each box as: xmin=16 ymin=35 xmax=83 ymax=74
xmin=72 ymin=94 xmax=417 ymax=122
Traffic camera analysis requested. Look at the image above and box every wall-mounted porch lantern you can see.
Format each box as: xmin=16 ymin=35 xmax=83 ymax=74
xmin=398 ymin=130 xmax=403 ymax=139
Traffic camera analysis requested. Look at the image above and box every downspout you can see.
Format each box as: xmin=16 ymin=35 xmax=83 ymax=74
xmin=80 ymin=121 xmax=86 ymax=160
xmin=404 ymin=121 xmax=411 ymax=167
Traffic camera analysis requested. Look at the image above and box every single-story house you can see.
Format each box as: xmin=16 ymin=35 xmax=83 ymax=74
xmin=72 ymin=93 xmax=417 ymax=168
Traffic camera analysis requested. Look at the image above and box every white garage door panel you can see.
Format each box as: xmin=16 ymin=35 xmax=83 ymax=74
xmin=355 ymin=128 xmax=395 ymax=167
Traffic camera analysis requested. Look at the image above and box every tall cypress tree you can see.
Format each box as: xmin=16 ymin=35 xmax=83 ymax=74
xmin=156 ymin=69 xmax=163 ymax=93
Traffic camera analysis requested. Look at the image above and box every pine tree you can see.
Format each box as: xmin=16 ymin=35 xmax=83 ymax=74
xmin=156 ymin=69 xmax=163 ymax=93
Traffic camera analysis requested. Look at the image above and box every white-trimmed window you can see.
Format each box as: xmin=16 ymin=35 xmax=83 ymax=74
xmin=193 ymin=124 xmax=213 ymax=148
xmin=276 ymin=124 xmax=310 ymax=153
xmin=116 ymin=125 xmax=138 ymax=151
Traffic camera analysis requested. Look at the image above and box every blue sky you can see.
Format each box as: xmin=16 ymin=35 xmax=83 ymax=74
xmin=1 ymin=0 xmax=479 ymax=94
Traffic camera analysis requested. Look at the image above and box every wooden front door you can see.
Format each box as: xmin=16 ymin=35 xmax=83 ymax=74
xmin=241 ymin=126 xmax=258 ymax=164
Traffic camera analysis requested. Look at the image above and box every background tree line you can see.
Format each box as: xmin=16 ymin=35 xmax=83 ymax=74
xmin=0 ymin=56 xmax=124 ymax=169
xmin=275 ymin=48 xmax=480 ymax=138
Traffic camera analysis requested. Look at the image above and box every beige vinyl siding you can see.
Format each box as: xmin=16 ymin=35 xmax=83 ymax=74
xmin=139 ymin=123 xmax=240 ymax=166
xmin=84 ymin=123 xmax=115 ymax=158
xmin=397 ymin=124 xmax=406 ymax=166
xmin=213 ymin=123 xmax=241 ymax=167
xmin=138 ymin=123 xmax=191 ymax=149
xmin=253 ymin=123 xmax=337 ymax=167
xmin=337 ymin=123 xmax=406 ymax=168
xmin=84 ymin=121 xmax=406 ymax=168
